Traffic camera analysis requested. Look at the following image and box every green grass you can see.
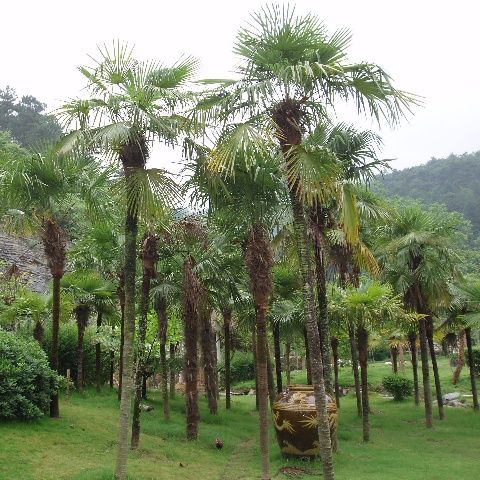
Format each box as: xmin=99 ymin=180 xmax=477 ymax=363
xmin=1 ymin=358 xmax=479 ymax=480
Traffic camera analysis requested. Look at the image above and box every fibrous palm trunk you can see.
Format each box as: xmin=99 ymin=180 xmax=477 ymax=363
xmin=117 ymin=271 xmax=125 ymax=402
xmin=244 ymin=224 xmax=273 ymax=480
xmin=252 ymin=328 xmax=259 ymax=411
xmin=390 ymin=346 xmax=399 ymax=374
xmin=303 ymin=327 xmax=312 ymax=385
xmin=285 ymin=341 xmax=291 ymax=386
xmin=289 ymin=196 xmax=334 ymax=479
xmin=183 ymin=256 xmax=200 ymax=440
xmin=223 ymin=308 xmax=232 ymax=410
xmin=465 ymin=327 xmax=479 ymax=411
xmin=331 ymin=337 xmax=340 ymax=408
xmin=426 ymin=317 xmax=444 ymax=419
xmin=357 ymin=326 xmax=370 ymax=442
xmin=266 ymin=347 xmax=276 ymax=409
xmin=75 ymin=305 xmax=90 ymax=393
xmin=348 ymin=322 xmax=362 ymax=417
xmin=156 ymin=296 xmax=170 ymax=420
xmin=96 ymin=311 xmax=103 ymax=392
xmin=273 ymin=322 xmax=282 ymax=394
xmin=200 ymin=302 xmax=218 ymax=414
xmin=41 ymin=217 xmax=66 ymax=419
xmin=131 ymin=233 xmax=157 ymax=449
xmin=407 ymin=331 xmax=420 ymax=406
xmin=418 ymin=317 xmax=433 ymax=428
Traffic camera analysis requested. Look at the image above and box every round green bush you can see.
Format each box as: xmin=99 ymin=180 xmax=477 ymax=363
xmin=382 ymin=374 xmax=413 ymax=401
xmin=0 ymin=329 xmax=59 ymax=420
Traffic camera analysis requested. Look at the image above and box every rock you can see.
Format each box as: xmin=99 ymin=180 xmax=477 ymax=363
xmin=447 ymin=400 xmax=467 ymax=408
xmin=248 ymin=389 xmax=255 ymax=395
xmin=443 ymin=392 xmax=460 ymax=403
xmin=141 ymin=404 xmax=154 ymax=412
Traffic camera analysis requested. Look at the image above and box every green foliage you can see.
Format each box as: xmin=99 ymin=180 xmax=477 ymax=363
xmin=0 ymin=86 xmax=62 ymax=148
xmin=376 ymin=151 xmax=480 ymax=235
xmin=222 ymin=351 xmax=255 ymax=386
xmin=382 ymin=374 xmax=413 ymax=401
xmin=467 ymin=346 xmax=480 ymax=375
xmin=0 ymin=329 xmax=58 ymax=419
xmin=42 ymin=323 xmax=112 ymax=385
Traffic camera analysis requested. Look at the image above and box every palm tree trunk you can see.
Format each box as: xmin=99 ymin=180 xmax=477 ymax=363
xmin=252 ymin=328 xmax=259 ymax=411
xmin=357 ymin=326 xmax=370 ymax=442
xmin=117 ymin=272 xmax=125 ymax=402
xmin=266 ymin=347 xmax=276 ymax=409
xmin=183 ymin=256 xmax=200 ymax=440
xmin=313 ymin=230 xmax=333 ymax=392
xmin=273 ymin=322 xmax=282 ymax=393
xmin=408 ymin=331 xmax=420 ymax=406
xmin=465 ymin=327 xmax=479 ymax=411
xmin=169 ymin=343 xmax=176 ymax=400
xmin=426 ymin=317 xmax=444 ymax=419
xmin=290 ymin=195 xmax=334 ymax=479
xmin=390 ymin=346 xmax=399 ymax=374
xmin=223 ymin=308 xmax=232 ymax=410
xmin=348 ymin=321 xmax=362 ymax=417
xmin=96 ymin=311 xmax=103 ymax=392
xmin=331 ymin=337 xmax=340 ymax=408
xmin=110 ymin=344 xmax=115 ymax=390
xmin=114 ymin=210 xmax=138 ymax=479
xmin=200 ymin=304 xmax=218 ymax=414
xmin=156 ymin=296 xmax=170 ymax=420
xmin=76 ymin=305 xmax=89 ymax=393
xmin=418 ymin=318 xmax=433 ymax=428
xmin=256 ymin=306 xmax=271 ymax=480
xmin=303 ymin=327 xmax=312 ymax=385
xmin=285 ymin=341 xmax=291 ymax=386
xmin=453 ymin=329 xmax=466 ymax=385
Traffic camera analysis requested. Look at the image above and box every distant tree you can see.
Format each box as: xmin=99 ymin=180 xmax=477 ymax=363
xmin=0 ymin=86 xmax=62 ymax=148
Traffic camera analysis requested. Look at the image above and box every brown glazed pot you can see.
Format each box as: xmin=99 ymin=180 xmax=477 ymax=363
xmin=272 ymin=384 xmax=338 ymax=457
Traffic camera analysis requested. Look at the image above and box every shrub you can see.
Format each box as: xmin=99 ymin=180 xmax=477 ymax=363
xmin=467 ymin=346 xmax=480 ymax=375
xmin=0 ymin=329 xmax=59 ymax=420
xmin=382 ymin=374 xmax=413 ymax=401
xmin=220 ymin=351 xmax=255 ymax=386
xmin=42 ymin=322 xmax=111 ymax=386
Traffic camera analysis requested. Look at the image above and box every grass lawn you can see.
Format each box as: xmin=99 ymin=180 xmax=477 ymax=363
xmin=1 ymin=358 xmax=479 ymax=479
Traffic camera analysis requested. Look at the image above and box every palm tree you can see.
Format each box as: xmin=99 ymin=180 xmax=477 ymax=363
xmin=376 ymin=203 xmax=463 ymax=426
xmin=2 ymin=149 xmax=101 ymax=416
xmin=197 ymin=7 xmax=416 ymax=476
xmin=61 ymin=270 xmax=116 ymax=392
xmin=59 ymin=43 xmax=193 ymax=479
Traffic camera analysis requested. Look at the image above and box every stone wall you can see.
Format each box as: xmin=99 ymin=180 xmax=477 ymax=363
xmin=0 ymin=231 xmax=49 ymax=293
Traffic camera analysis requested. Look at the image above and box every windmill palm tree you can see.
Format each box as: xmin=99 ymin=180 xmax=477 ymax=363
xmin=376 ymin=203 xmax=463 ymax=427
xmin=59 ymin=43 xmax=193 ymax=479
xmin=61 ymin=270 xmax=116 ymax=392
xmin=2 ymin=148 xmax=103 ymax=416
xmin=196 ymin=7 xmax=416 ymax=476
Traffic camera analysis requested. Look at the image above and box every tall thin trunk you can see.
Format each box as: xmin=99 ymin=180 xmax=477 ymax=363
xmin=110 ymin=347 xmax=115 ymax=389
xmin=117 ymin=272 xmax=125 ymax=402
xmin=313 ymin=227 xmax=333 ymax=392
xmin=156 ymin=296 xmax=170 ymax=420
xmin=169 ymin=343 xmax=176 ymax=400
xmin=418 ymin=317 xmax=433 ymax=428
xmin=289 ymin=193 xmax=334 ymax=479
xmin=408 ymin=331 xmax=420 ymax=405
xmin=76 ymin=305 xmax=89 ymax=393
xmin=223 ymin=308 xmax=232 ymax=410
xmin=331 ymin=337 xmax=340 ymax=408
xmin=114 ymin=210 xmax=138 ymax=479
xmin=357 ymin=326 xmax=370 ymax=442
xmin=252 ymin=328 xmax=259 ymax=411
xmin=426 ymin=317 xmax=444 ymax=419
xmin=273 ymin=322 xmax=282 ymax=393
xmin=285 ymin=341 xmax=291 ymax=386
xmin=42 ymin=218 xmax=66 ymax=419
xmin=183 ymin=256 xmax=200 ymax=440
xmin=266 ymin=347 xmax=276 ymax=409
xmin=453 ymin=329 xmax=466 ymax=385
xmin=348 ymin=322 xmax=362 ymax=417
xmin=142 ymin=375 xmax=147 ymax=400
xmin=303 ymin=327 xmax=312 ymax=385
xmin=465 ymin=327 xmax=479 ymax=411
xmin=200 ymin=303 xmax=218 ymax=414
xmin=96 ymin=311 xmax=103 ymax=392
xmin=131 ymin=233 xmax=157 ymax=449
xmin=390 ymin=346 xmax=399 ymax=374
xmin=244 ymin=224 xmax=273 ymax=480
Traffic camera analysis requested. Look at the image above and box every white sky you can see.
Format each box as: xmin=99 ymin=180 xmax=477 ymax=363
xmin=2 ymin=0 xmax=479 ymax=172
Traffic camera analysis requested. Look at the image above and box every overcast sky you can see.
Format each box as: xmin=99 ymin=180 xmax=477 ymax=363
xmin=2 ymin=0 xmax=479 ymax=172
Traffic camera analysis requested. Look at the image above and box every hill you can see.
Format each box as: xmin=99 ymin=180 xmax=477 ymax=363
xmin=376 ymin=151 xmax=480 ymax=234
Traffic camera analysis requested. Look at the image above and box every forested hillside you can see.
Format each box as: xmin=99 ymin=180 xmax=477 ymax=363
xmin=376 ymin=151 xmax=480 ymax=233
